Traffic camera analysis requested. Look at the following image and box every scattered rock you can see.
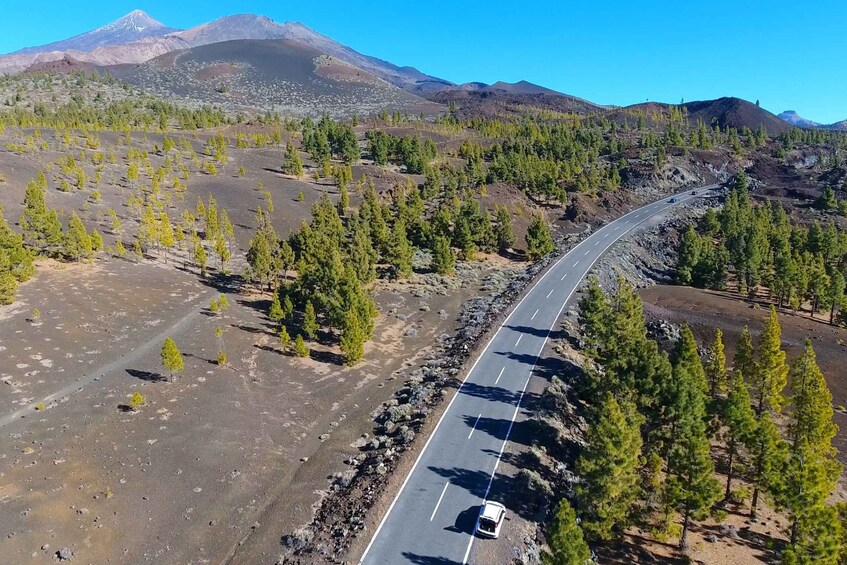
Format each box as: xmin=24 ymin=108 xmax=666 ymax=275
xmin=56 ymin=547 xmax=73 ymax=561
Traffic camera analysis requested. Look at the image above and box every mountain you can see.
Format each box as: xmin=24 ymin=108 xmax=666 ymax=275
xmin=778 ymin=110 xmax=847 ymax=131
xmin=602 ymin=97 xmax=792 ymax=136
xmin=2 ymin=12 xmax=451 ymax=94
xmin=13 ymin=10 xmax=180 ymax=55
xmin=112 ymin=39 xmax=441 ymax=118
xmin=778 ymin=111 xmax=821 ymax=128
xmin=488 ymin=80 xmax=563 ymax=96
xmin=682 ymin=97 xmax=791 ymax=136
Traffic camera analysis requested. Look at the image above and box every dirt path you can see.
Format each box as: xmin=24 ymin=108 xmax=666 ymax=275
xmin=0 ymin=289 xmax=214 ymax=429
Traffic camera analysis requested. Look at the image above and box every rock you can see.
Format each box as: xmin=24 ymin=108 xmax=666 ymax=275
xmin=41 ymin=544 xmax=49 ymax=551
xmin=57 ymin=547 xmax=73 ymax=560
xmin=706 ymin=534 xmax=718 ymax=543
xmin=404 ymin=326 xmax=418 ymax=338
xmin=319 ymin=434 xmax=330 ymax=442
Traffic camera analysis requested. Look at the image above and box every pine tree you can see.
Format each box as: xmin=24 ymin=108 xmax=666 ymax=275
xmin=543 ymin=498 xmax=590 ymax=565
xmin=749 ymin=307 xmax=789 ymax=517
xmin=64 ymin=212 xmax=93 ymax=262
xmin=705 ymin=328 xmax=728 ymax=401
xmin=526 ymin=213 xmax=554 ymax=261
xmin=576 ymin=393 xmax=642 ymax=541
xmin=159 ymin=212 xmax=175 ymax=263
xmin=214 ymin=234 xmax=230 ymax=271
xmin=193 ymin=237 xmax=207 ymax=277
xmin=21 ymin=181 xmax=62 ymax=253
xmin=278 ymin=325 xmax=291 ymax=352
xmin=293 ymin=334 xmax=309 ymax=358
xmin=303 ymin=300 xmax=318 ymax=340
xmin=494 ymin=204 xmax=515 ymax=254
xmin=665 ymin=328 xmax=721 ymax=548
xmin=781 ymin=503 xmax=841 ymax=565
xmin=753 ymin=306 xmax=789 ymax=415
xmin=387 ymin=218 xmax=413 ymax=279
xmin=269 ymin=293 xmax=284 ymax=323
xmin=788 ymin=341 xmax=838 ymax=456
xmin=722 ymin=371 xmax=758 ymax=500
xmin=160 ymin=337 xmax=184 ymax=382
xmin=734 ymin=325 xmax=756 ymax=383
xmin=430 ymin=235 xmax=456 ymax=276
xmin=577 ymin=276 xmax=610 ymax=360
xmin=340 ymin=309 xmax=365 ymax=366
xmin=827 ymin=271 xmax=845 ymax=325
xmin=282 ymin=142 xmax=304 ymax=177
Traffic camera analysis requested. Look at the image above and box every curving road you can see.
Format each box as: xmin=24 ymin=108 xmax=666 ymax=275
xmin=358 ymin=187 xmax=716 ymax=565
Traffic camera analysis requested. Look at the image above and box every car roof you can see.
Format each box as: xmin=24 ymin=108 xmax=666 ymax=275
xmin=481 ymin=501 xmax=505 ymax=520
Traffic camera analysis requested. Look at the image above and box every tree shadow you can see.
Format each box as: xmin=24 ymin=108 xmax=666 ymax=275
xmin=696 ymin=522 xmax=784 ymax=563
xmin=255 ymin=343 xmax=285 ymax=356
xmin=427 ymin=466 xmax=490 ymax=498
xmin=183 ymin=352 xmax=217 ymax=366
xmin=400 ymin=553 xmax=462 ymax=565
xmin=309 ymin=348 xmax=345 ymax=366
xmin=125 ymin=368 xmax=165 ymax=383
xmin=503 ymin=324 xmax=566 ymax=341
xmin=594 ymin=532 xmax=690 ymax=565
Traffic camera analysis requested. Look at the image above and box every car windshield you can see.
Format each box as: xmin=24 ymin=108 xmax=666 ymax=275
xmin=479 ymin=518 xmax=496 ymax=532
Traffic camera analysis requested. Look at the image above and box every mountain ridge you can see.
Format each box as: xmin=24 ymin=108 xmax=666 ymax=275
xmin=12 ymin=10 xmax=181 ymax=56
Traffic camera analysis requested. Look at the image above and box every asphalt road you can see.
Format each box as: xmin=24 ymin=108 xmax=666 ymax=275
xmin=358 ymin=187 xmax=716 ymax=565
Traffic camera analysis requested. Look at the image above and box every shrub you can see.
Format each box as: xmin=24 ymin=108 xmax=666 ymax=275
xmin=129 ymin=392 xmax=145 ymax=410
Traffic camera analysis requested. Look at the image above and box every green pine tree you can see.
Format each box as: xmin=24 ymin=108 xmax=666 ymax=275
xmin=303 ymin=300 xmax=319 ymax=340
xmin=526 ymin=213 xmax=554 ymax=261
xmin=387 ymin=219 xmax=414 ymax=279
xmin=64 ymin=212 xmax=93 ymax=262
xmin=665 ymin=327 xmax=721 ymax=548
xmin=430 ymin=235 xmax=456 ymax=276
xmin=722 ymin=371 xmax=758 ymax=500
xmin=576 ymin=392 xmax=643 ymax=541
xmin=494 ymin=204 xmax=515 ymax=254
xmin=340 ymin=309 xmax=365 ymax=366
xmin=293 ymin=334 xmax=309 ymax=358
xmin=160 ymin=337 xmax=184 ymax=382
xmin=543 ymin=498 xmax=590 ymax=565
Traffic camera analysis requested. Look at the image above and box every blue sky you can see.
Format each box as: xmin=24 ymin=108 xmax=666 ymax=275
xmin=1 ymin=1 xmax=845 ymax=123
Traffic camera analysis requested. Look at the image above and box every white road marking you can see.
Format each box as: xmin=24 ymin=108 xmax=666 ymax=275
xmin=467 ymin=414 xmax=482 ymax=440
xmin=561 ymin=273 xmax=567 ymax=280
xmin=574 ymin=260 xmax=580 ymax=267
xmin=584 ymin=250 xmax=590 ymax=256
xmin=531 ymin=309 xmax=539 ymax=320
xmin=515 ymin=334 xmax=523 ymax=346
xmin=495 ymin=366 xmax=505 ymax=385
xmin=604 ymin=233 xmax=610 ymax=238
xmin=546 ymin=288 xmax=554 ymax=298
xmin=430 ymin=482 xmax=450 ymax=522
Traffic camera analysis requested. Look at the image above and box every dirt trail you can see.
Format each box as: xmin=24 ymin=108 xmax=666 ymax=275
xmin=0 ymin=290 xmax=214 ymax=428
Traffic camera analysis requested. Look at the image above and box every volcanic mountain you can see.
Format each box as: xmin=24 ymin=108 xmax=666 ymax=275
xmin=112 ymin=39 xmax=441 ymax=118
xmin=13 ymin=10 xmax=180 ymax=55
xmin=2 ymin=12 xmax=451 ymax=94
xmin=778 ymin=111 xmax=847 ymax=131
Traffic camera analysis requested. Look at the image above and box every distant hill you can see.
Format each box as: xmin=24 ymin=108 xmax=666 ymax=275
xmin=778 ymin=110 xmax=847 ymax=131
xmin=112 ymin=39 xmax=441 ymax=118
xmin=428 ymin=88 xmax=602 ymax=120
xmin=13 ymin=10 xmax=180 ymax=55
xmin=600 ymin=97 xmax=792 ymax=136
xmin=778 ymin=110 xmax=821 ymax=128
xmin=681 ymin=97 xmax=791 ymax=136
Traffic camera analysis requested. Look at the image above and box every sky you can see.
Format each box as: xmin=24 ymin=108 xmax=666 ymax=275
xmin=1 ymin=1 xmax=845 ymax=123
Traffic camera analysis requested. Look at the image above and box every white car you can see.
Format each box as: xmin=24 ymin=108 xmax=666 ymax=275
xmin=475 ymin=501 xmax=506 ymax=539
